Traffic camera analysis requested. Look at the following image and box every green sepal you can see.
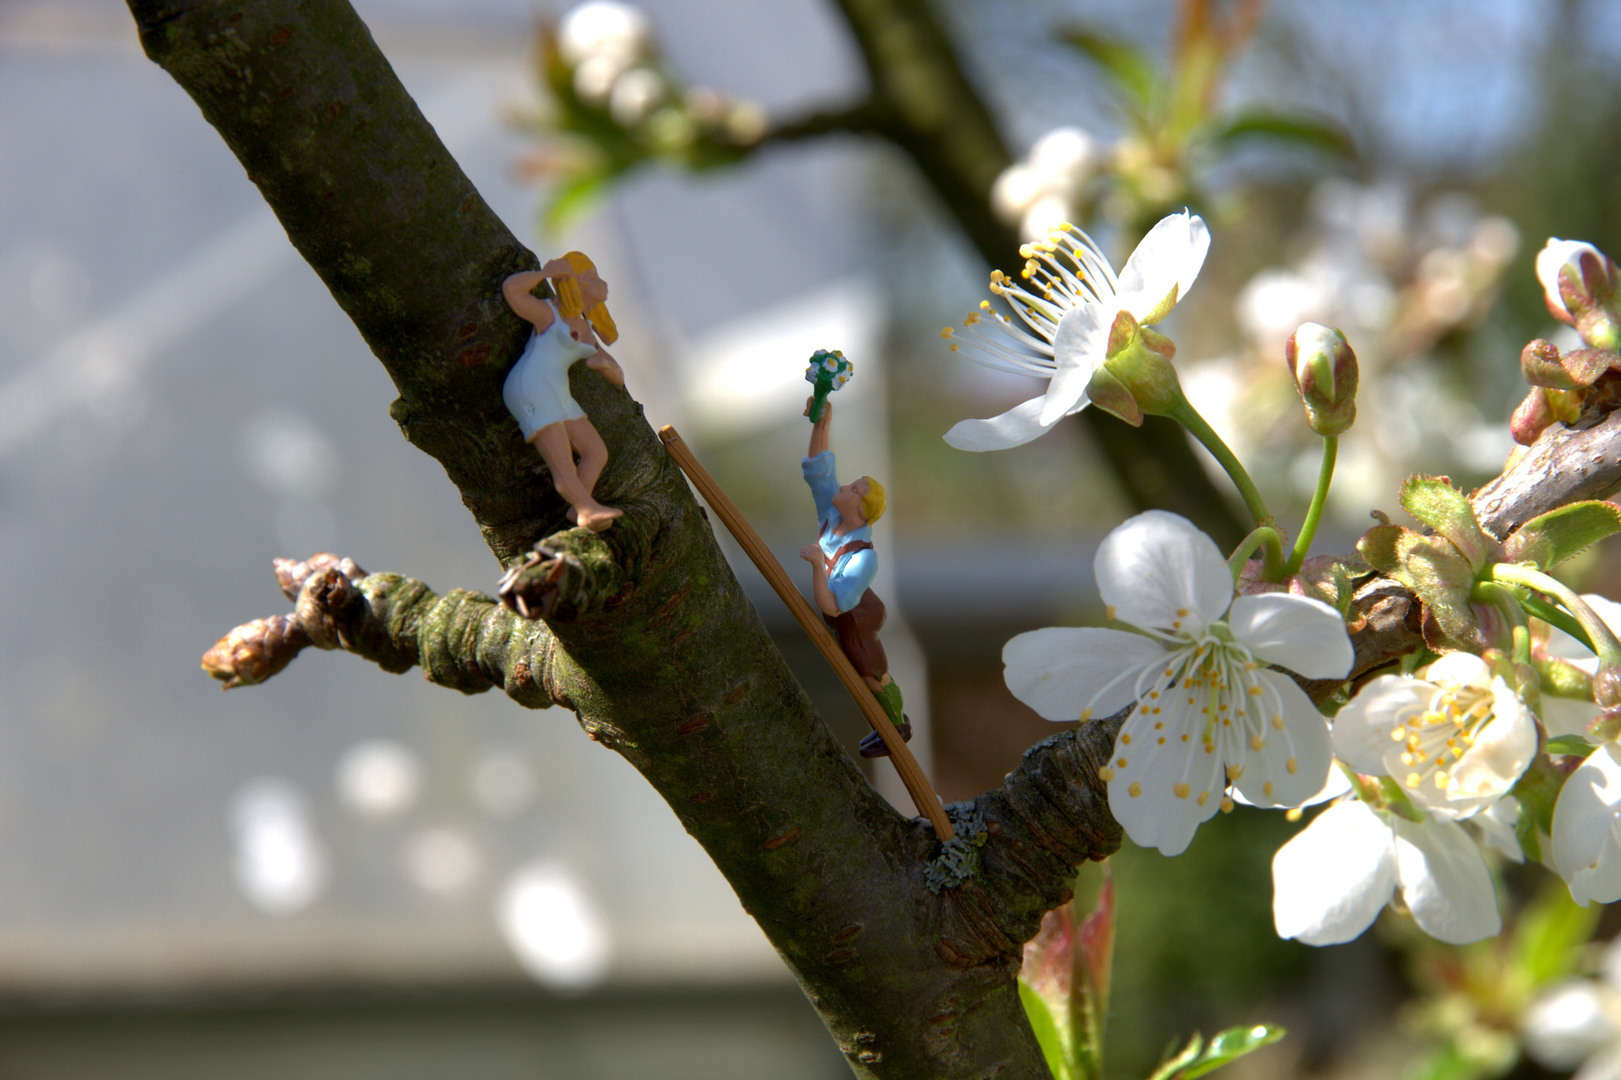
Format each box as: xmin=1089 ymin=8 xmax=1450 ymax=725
xmin=1546 ymin=734 xmax=1597 ymax=758
xmin=1357 ymin=524 xmax=1404 ymax=574
xmin=1017 ymin=980 xmax=1075 ymax=1080
xmin=1399 ymin=475 xmax=1493 ymax=568
xmin=1391 ymin=532 xmax=1480 ymax=645
xmin=1085 ymin=365 xmax=1144 ymax=427
xmin=1139 ymin=285 xmax=1180 ymax=327
xmin=1146 ymin=1025 xmax=1285 ymax=1080
xmin=1499 ymin=501 xmax=1621 ymax=570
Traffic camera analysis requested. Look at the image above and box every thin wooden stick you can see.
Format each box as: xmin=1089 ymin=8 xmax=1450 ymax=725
xmin=659 ymin=425 xmax=954 ymax=841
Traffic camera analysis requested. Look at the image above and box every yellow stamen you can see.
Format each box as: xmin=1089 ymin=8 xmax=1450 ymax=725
xmin=1098 ymin=766 xmax=1115 ymax=781
xmin=1128 ymin=781 xmax=1142 ymax=798
xmin=1174 ymin=782 xmax=1190 ymax=799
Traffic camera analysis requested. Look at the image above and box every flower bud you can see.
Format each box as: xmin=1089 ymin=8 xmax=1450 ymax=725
xmin=1510 ymin=386 xmax=1581 ymax=446
xmin=1595 ymin=665 xmax=1621 ymax=711
xmin=1285 ymin=322 xmax=1358 ymax=436
xmin=1536 ymin=238 xmax=1621 ymax=351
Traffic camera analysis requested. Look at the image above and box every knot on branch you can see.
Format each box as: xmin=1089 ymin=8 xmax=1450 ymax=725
xmin=496 ymin=500 xmax=654 ymax=621
xmin=925 ymin=718 xmax=1124 ymax=970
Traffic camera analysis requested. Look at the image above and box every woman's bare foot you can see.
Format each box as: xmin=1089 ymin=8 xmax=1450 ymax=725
xmin=572 ymin=502 xmax=622 ymax=532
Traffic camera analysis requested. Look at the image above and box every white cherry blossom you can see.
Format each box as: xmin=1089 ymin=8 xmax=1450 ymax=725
xmin=1332 ymin=653 xmax=1537 ymax=820
xmin=1552 ymin=742 xmax=1621 ymax=907
xmin=1272 ymin=798 xmax=1501 ymax=946
xmin=944 ymin=211 xmax=1209 ymax=451
xmin=1002 ymin=510 xmax=1352 ymax=856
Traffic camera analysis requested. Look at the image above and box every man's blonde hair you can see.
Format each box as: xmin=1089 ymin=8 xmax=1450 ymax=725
xmin=554 ymin=250 xmax=619 ymax=344
xmin=860 ymin=477 xmax=886 ymax=524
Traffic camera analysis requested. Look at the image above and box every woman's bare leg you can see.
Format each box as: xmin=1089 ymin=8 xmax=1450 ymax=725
xmin=565 ymin=418 xmax=610 ymax=493
xmin=530 ymin=424 xmax=620 ymax=530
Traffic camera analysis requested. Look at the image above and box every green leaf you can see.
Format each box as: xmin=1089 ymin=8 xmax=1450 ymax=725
xmin=1211 ymin=110 xmax=1355 ymax=157
xmin=1511 ymin=880 xmax=1600 ymax=988
xmin=1399 ymin=475 xmax=1493 ymax=569
xmin=542 ymin=170 xmax=616 ymax=234
xmin=1500 ymin=501 xmax=1621 ymax=570
xmin=1145 ymin=1026 xmax=1284 ymax=1080
xmin=1058 ymin=29 xmax=1161 ymax=114
xmin=1018 ymin=980 xmax=1076 ymax=1080
xmin=1179 ymin=1025 xmax=1286 ymax=1079
xmin=1547 ymin=734 xmax=1597 ymax=758
xmin=1145 ymin=1035 xmax=1204 ymax=1080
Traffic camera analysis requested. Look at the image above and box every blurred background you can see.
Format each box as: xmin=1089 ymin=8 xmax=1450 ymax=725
xmin=5 ymin=0 xmax=1621 ymax=1077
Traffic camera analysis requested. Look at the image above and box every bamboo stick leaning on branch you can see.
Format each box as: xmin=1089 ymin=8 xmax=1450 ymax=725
xmin=659 ymin=425 xmax=955 ymax=842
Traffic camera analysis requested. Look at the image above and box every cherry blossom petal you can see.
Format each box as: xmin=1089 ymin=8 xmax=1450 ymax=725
xmin=943 ymin=396 xmax=1062 ymax=452
xmin=1039 ymin=302 xmax=1114 ymax=426
xmin=1544 ymin=695 xmax=1601 ymax=740
xmin=1272 ymin=800 xmax=1397 ymax=945
xmin=1002 ymin=627 xmax=1164 ymax=722
xmin=1095 ymin=510 xmax=1232 ymax=634
xmin=1107 ymin=692 xmax=1226 ymax=856
xmin=1331 ymin=675 xmax=1423 ymax=775
xmin=1233 ymin=672 xmax=1332 ymax=808
xmin=1227 ymin=592 xmax=1353 ymax=679
xmin=1444 ymin=679 xmax=1536 ymax=808
xmin=1553 ymin=743 xmax=1621 ymax=907
xmin=1115 ymin=210 xmax=1210 ymax=322
xmin=1392 ymin=816 xmax=1501 ymax=944
xmin=1425 ymin=651 xmax=1492 ymax=689
xmin=1472 ymin=797 xmax=1524 ymax=863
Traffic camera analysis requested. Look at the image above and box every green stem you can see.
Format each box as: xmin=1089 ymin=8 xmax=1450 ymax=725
xmin=1475 ymin=580 xmax=1533 ymax=665
xmin=1169 ymin=400 xmax=1274 ymax=529
xmin=1284 ymin=435 xmax=1336 ymax=577
xmin=1521 ymin=593 xmax=1594 ymax=653
xmin=1227 ymin=527 xmax=1285 ymax=584
xmin=1490 ymin=563 xmax=1621 ymax=665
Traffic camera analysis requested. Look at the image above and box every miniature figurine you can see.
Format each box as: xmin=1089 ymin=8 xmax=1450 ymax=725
xmin=501 ymin=251 xmax=625 ymax=532
xmin=797 ymin=386 xmax=911 ymax=758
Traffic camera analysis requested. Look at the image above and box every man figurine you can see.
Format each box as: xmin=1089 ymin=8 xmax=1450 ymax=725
xmin=797 ymin=397 xmax=912 ymax=758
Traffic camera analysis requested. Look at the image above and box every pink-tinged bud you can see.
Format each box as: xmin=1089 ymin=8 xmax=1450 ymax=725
xmin=1537 ymin=238 xmax=1621 ymax=351
xmin=1595 ymin=665 xmax=1621 ymax=710
xmin=1510 ymin=386 xmax=1581 ymax=446
xmin=1285 ymin=322 xmax=1358 ymax=436
xmin=1521 ymin=338 xmax=1572 ymax=388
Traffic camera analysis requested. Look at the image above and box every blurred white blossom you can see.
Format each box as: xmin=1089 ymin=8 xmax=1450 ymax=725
xmin=990 ymin=127 xmax=1100 ymax=242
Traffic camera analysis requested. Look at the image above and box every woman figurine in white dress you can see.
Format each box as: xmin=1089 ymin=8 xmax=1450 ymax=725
xmin=501 ymin=251 xmax=625 ymax=531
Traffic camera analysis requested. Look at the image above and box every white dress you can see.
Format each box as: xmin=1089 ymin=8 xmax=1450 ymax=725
xmin=502 ymin=301 xmax=599 ymax=439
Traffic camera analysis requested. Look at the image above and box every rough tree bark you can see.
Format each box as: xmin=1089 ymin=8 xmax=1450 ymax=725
xmin=131 ymin=0 xmax=1621 ymax=1077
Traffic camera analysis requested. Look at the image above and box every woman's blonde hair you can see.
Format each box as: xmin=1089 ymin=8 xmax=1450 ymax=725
xmin=859 ymin=476 xmax=886 ymax=524
xmin=553 ymin=250 xmax=619 ymax=344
